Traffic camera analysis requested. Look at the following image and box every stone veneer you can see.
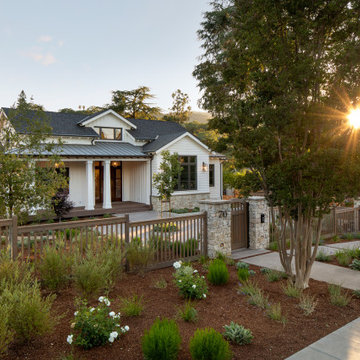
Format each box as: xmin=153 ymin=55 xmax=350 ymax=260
xmin=151 ymin=193 xmax=210 ymax=213
xmin=248 ymin=196 xmax=270 ymax=249
xmin=199 ymin=199 xmax=232 ymax=258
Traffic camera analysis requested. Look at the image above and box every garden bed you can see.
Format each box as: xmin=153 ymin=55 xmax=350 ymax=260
xmin=5 ymin=262 xmax=360 ymax=360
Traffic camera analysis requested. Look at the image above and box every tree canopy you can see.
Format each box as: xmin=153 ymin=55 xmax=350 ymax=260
xmin=164 ymin=89 xmax=192 ymax=124
xmin=194 ymin=0 xmax=360 ymax=288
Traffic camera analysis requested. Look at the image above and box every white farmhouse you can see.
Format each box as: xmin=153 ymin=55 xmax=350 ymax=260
xmin=0 ymin=108 xmax=224 ymax=215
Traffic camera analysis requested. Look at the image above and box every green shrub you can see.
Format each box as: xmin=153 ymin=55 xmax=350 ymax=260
xmin=235 ymin=261 xmax=249 ymax=270
xmin=142 ymin=318 xmax=181 ymax=360
xmin=265 ymin=270 xmax=287 ymax=282
xmin=316 ymin=251 xmax=332 ymax=262
xmin=268 ymin=241 xmax=278 ymax=251
xmin=3 ymin=281 xmax=56 ymax=342
xmin=171 ymin=238 xmax=199 ymax=257
xmin=119 ymin=294 xmax=144 ymax=317
xmin=70 ymin=297 xmax=128 ymax=349
xmin=267 ymin=303 xmax=286 ymax=323
xmin=103 ymin=213 xmax=112 ymax=218
xmin=299 ymin=294 xmax=318 ymax=316
xmin=353 ymin=289 xmax=360 ymax=298
xmin=238 ymin=280 xmax=259 ymax=296
xmin=282 ymin=281 xmax=302 ymax=298
xmin=328 ymin=284 xmax=352 ymax=306
xmin=350 ymin=259 xmax=360 ymax=271
xmin=348 ymin=248 xmax=360 ymax=259
xmin=153 ymin=223 xmax=178 ymax=232
xmin=260 ymin=267 xmax=271 ymax=274
xmin=177 ymin=301 xmax=198 ymax=322
xmin=189 ymin=328 xmax=231 ymax=360
xmin=207 ymin=259 xmax=229 ymax=285
xmin=223 ymin=322 xmax=253 ymax=345
xmin=98 ymin=246 xmax=124 ymax=286
xmin=173 ymin=262 xmax=208 ymax=300
xmin=38 ymin=246 xmax=73 ymax=291
xmin=126 ymin=241 xmax=154 ymax=273
xmin=335 ymin=251 xmax=352 ymax=266
xmin=0 ymin=303 xmax=14 ymax=357
xmin=331 ymin=235 xmax=340 ymax=243
xmin=248 ymin=289 xmax=269 ymax=309
xmin=237 ymin=268 xmax=250 ymax=283
xmin=153 ymin=277 xmax=167 ymax=289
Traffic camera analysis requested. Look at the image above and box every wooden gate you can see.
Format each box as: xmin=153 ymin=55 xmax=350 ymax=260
xmin=231 ymin=201 xmax=248 ymax=250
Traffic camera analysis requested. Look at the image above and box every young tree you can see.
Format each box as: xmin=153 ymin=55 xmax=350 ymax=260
xmin=0 ymin=92 xmax=67 ymax=221
xmin=164 ymin=89 xmax=192 ymax=124
xmin=194 ymin=0 xmax=360 ymax=288
xmin=108 ymin=86 xmax=161 ymax=119
xmin=153 ymin=151 xmax=182 ymax=215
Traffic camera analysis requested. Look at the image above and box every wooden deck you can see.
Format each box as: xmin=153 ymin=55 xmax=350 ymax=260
xmin=66 ymin=201 xmax=152 ymax=219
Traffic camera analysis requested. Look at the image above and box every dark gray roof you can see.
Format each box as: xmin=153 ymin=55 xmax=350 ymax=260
xmin=11 ymin=142 xmax=148 ymax=158
xmin=127 ymin=118 xmax=187 ymax=152
xmin=2 ymin=107 xmax=99 ymax=137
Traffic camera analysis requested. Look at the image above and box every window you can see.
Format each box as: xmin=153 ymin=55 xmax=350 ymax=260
xmin=209 ymin=164 xmax=215 ymax=187
xmin=177 ymin=156 xmax=197 ymax=191
xmin=94 ymin=127 xmax=122 ymax=140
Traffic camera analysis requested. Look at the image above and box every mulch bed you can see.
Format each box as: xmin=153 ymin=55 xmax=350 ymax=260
xmin=5 ymin=263 xmax=360 ymax=360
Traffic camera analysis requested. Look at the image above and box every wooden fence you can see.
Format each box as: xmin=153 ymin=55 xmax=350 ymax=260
xmin=0 ymin=212 xmax=207 ymax=270
xmin=321 ymin=207 xmax=359 ymax=238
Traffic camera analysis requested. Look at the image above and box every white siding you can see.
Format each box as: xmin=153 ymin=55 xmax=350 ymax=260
xmin=209 ymin=159 xmax=222 ymax=199
xmin=152 ymin=135 xmax=210 ymax=197
xmin=65 ymin=161 xmax=87 ymax=207
xmin=122 ymin=161 xmax=150 ymax=204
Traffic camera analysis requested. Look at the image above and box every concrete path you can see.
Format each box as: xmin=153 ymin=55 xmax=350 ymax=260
xmin=231 ymin=248 xmax=270 ymax=260
xmin=286 ymin=318 xmax=360 ymax=360
xmin=242 ymin=251 xmax=360 ymax=290
xmin=317 ymin=241 xmax=360 ymax=255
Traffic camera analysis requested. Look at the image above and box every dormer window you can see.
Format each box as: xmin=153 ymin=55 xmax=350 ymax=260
xmin=94 ymin=127 xmax=122 ymax=140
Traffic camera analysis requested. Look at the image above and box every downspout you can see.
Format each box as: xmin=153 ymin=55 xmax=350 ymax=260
xmin=220 ymin=161 xmax=223 ymax=200
xmin=149 ymin=154 xmax=153 ymax=206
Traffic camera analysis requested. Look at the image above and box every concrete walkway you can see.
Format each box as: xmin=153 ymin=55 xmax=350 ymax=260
xmin=316 ymin=241 xmax=360 ymax=255
xmin=286 ymin=318 xmax=360 ymax=360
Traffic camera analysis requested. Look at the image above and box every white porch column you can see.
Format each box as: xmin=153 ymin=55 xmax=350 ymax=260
xmin=85 ymin=160 xmax=95 ymax=210
xmin=103 ymin=160 xmax=112 ymax=209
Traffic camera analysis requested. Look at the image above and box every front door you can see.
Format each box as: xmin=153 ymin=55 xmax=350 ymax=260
xmin=111 ymin=162 xmax=122 ymax=202
xmin=95 ymin=161 xmax=103 ymax=204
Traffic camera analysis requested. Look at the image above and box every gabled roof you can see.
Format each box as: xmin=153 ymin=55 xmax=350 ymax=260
xmin=2 ymin=107 xmax=99 ymax=137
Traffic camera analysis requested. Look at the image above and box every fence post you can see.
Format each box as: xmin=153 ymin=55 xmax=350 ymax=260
xmin=124 ymin=214 xmax=130 ymax=272
xmin=333 ymin=207 xmax=337 ymax=236
xmin=10 ymin=215 xmax=18 ymax=261
xmin=203 ymin=211 xmax=208 ymax=256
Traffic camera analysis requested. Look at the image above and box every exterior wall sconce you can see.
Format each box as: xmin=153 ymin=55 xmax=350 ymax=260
xmin=261 ymin=213 xmax=265 ymax=223
xmin=111 ymin=161 xmax=120 ymax=167
xmin=202 ymin=162 xmax=208 ymax=172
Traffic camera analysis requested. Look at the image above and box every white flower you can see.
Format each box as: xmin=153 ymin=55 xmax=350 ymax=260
xmin=116 ymin=324 xmax=120 ymax=327
xmin=203 ymin=294 xmax=207 ymax=298
xmin=74 ymin=311 xmax=78 ymax=316
xmin=192 ymin=284 xmax=196 ymax=289
xmin=114 ymin=313 xmax=120 ymax=319
xmin=109 ymin=336 xmax=115 ymax=343
xmin=98 ymin=296 xmax=105 ymax=302
xmin=124 ymin=325 xmax=129 ymax=332
xmin=173 ymin=261 xmax=182 ymax=269
xmin=110 ymin=331 xmax=119 ymax=338
xmin=90 ymin=307 xmax=95 ymax=312
xmin=67 ymin=334 xmax=73 ymax=345
xmin=201 ymin=275 xmax=205 ymax=279
xmin=178 ymin=280 xmax=182 ymax=283
xmin=104 ymin=299 xmax=111 ymax=306
xmin=109 ymin=311 xmax=115 ymax=317
xmin=193 ymin=270 xmax=198 ymax=273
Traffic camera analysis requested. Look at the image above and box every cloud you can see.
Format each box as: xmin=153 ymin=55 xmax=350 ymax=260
xmin=24 ymin=51 xmax=56 ymax=65
xmin=58 ymin=40 xmax=64 ymax=47
xmin=38 ymin=35 xmax=52 ymax=43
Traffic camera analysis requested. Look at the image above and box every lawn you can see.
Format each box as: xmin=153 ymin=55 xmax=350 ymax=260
xmin=4 ymin=259 xmax=360 ymax=360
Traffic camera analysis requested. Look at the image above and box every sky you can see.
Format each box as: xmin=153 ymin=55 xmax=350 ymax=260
xmin=0 ymin=0 xmax=212 ymax=113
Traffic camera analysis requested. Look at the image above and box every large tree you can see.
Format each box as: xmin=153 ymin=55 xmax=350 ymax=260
xmin=164 ymin=89 xmax=192 ymax=124
xmin=194 ymin=0 xmax=360 ymax=288
xmin=0 ymin=92 xmax=67 ymax=221
xmin=108 ymin=86 xmax=161 ymax=119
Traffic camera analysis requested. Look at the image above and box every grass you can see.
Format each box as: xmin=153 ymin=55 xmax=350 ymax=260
xmin=335 ymin=250 xmax=353 ymax=267
xmin=265 ymin=270 xmax=288 ymax=282
xmin=267 ymin=303 xmax=286 ymax=324
xmin=299 ymin=293 xmax=318 ymax=316
xmin=177 ymin=301 xmax=198 ymax=323
xmin=316 ymin=250 xmax=332 ymax=262
xmin=119 ymin=294 xmax=145 ymax=317
xmin=282 ymin=281 xmax=302 ymax=298
xmin=153 ymin=278 xmax=167 ymax=289
xmin=328 ymin=284 xmax=352 ymax=307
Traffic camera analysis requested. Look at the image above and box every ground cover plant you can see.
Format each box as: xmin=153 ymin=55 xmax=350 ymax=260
xmin=118 ymin=294 xmax=144 ymax=317
xmin=223 ymin=322 xmax=253 ymax=345
xmin=207 ymin=259 xmax=229 ymax=285
xmin=328 ymin=284 xmax=352 ymax=307
xmin=177 ymin=301 xmax=198 ymax=323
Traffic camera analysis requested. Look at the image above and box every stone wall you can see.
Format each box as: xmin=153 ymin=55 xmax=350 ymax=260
xmin=199 ymin=199 xmax=232 ymax=258
xmin=151 ymin=193 xmax=210 ymax=213
xmin=248 ymin=196 xmax=270 ymax=249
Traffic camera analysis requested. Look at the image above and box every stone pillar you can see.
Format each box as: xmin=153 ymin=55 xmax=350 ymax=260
xmin=199 ymin=199 xmax=232 ymax=258
xmin=354 ymin=199 xmax=360 ymax=232
xmin=248 ymin=196 xmax=270 ymax=249
xmin=85 ymin=160 xmax=95 ymax=210
xmin=103 ymin=160 xmax=112 ymax=209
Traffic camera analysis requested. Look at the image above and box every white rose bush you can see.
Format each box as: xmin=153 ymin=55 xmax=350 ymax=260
xmin=173 ymin=261 xmax=208 ymax=300
xmin=67 ymin=297 xmax=129 ymax=349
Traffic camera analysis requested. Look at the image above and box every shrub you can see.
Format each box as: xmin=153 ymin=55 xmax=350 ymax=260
xmin=0 ymin=303 xmax=14 ymax=357
xmin=153 ymin=278 xmax=167 ymax=289
xmin=268 ymin=241 xmax=278 ymax=251
xmin=172 ymin=238 xmax=199 ymax=257
xmin=335 ymin=251 xmax=352 ymax=266
xmin=248 ymin=289 xmax=269 ymax=309
xmin=103 ymin=213 xmax=112 ymax=218
xmin=350 ymin=259 xmax=360 ymax=271
xmin=207 ymin=259 xmax=229 ymax=285
xmin=69 ymin=297 xmax=129 ymax=349
xmin=223 ymin=322 xmax=253 ymax=345
xmin=328 ymin=284 xmax=352 ymax=306
xmin=265 ymin=270 xmax=287 ymax=282
xmin=260 ymin=267 xmax=271 ymax=274
xmin=282 ymin=281 xmax=302 ymax=298
xmin=3 ymin=281 xmax=56 ymax=342
xmin=235 ymin=261 xmax=249 ymax=270
xmin=173 ymin=262 xmax=208 ymax=300
xmin=238 ymin=280 xmax=259 ymax=296
xmin=98 ymin=246 xmax=124 ymax=286
xmin=177 ymin=301 xmax=198 ymax=322
xmin=38 ymin=246 xmax=73 ymax=291
xmin=316 ymin=251 xmax=332 ymax=262
xmin=331 ymin=235 xmax=340 ymax=243
xmin=119 ymin=294 xmax=144 ymax=317
xmin=153 ymin=223 xmax=178 ymax=232
xmin=199 ymin=255 xmax=209 ymax=265
xmin=189 ymin=328 xmax=231 ymax=360
xmin=267 ymin=303 xmax=286 ymax=323
xmin=348 ymin=248 xmax=360 ymax=259
xmin=142 ymin=318 xmax=181 ymax=360
xmin=237 ymin=268 xmax=250 ymax=283
xmin=299 ymin=294 xmax=318 ymax=316
xmin=353 ymin=289 xmax=360 ymax=298
xmin=126 ymin=241 xmax=154 ymax=273
xmin=52 ymin=190 xmax=73 ymax=220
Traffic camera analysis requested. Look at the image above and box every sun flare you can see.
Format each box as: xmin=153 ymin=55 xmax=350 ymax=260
xmin=348 ymin=108 xmax=360 ymax=129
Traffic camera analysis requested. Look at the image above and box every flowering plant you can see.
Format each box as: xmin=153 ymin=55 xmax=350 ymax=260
xmin=173 ymin=262 xmax=208 ymax=300
xmin=67 ymin=297 xmax=129 ymax=349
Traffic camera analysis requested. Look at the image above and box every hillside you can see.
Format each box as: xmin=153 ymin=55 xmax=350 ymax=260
xmin=188 ymin=111 xmax=211 ymax=124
